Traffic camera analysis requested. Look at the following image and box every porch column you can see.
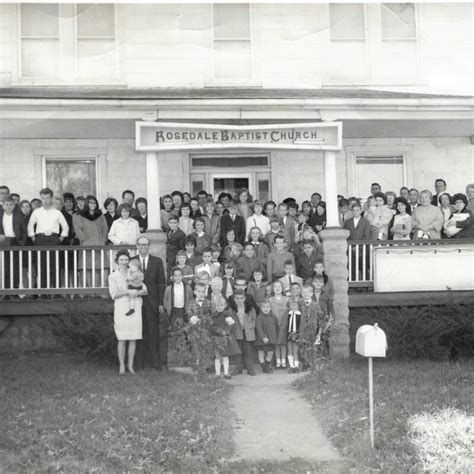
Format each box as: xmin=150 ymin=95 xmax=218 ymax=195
xmin=324 ymin=150 xmax=339 ymax=227
xmin=146 ymin=151 xmax=161 ymax=231
xmin=320 ymin=149 xmax=350 ymax=360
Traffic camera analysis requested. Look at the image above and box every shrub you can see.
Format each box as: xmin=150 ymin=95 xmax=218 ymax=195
xmin=173 ymin=316 xmax=229 ymax=383
xmin=349 ymin=299 xmax=474 ymax=360
xmin=46 ymin=311 xmax=116 ymax=362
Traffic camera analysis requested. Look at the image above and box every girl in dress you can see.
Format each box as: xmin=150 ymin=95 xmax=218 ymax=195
xmin=175 ymin=250 xmax=194 ymax=286
xmin=247 ymin=269 xmax=267 ymax=309
xmin=269 ymin=280 xmax=289 ymax=369
xmin=210 ymin=296 xmax=241 ymax=379
xmin=178 ymin=203 xmax=194 ymax=236
xmin=108 ymin=249 xmax=147 ymax=374
xmin=248 ymin=226 xmax=270 ymax=267
xmin=160 ymin=194 xmax=174 ymax=232
xmin=220 ymin=229 xmax=236 ymax=264
xmin=255 ymin=299 xmax=278 ymax=374
xmin=390 ymin=197 xmax=413 ymax=240
xmin=236 ymin=188 xmax=253 ymax=222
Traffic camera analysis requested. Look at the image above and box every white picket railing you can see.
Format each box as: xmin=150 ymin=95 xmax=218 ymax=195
xmin=0 ymin=245 xmax=135 ymax=295
xmin=348 ymin=238 xmax=474 ymax=288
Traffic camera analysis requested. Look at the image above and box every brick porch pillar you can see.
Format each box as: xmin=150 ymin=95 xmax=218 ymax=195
xmin=320 ymin=227 xmax=350 ymax=359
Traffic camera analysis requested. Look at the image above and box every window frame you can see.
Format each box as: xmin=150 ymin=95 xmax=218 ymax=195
xmin=345 ymin=147 xmax=410 ymax=199
xmin=73 ymin=3 xmax=120 ymax=82
xmin=41 ymin=155 xmax=101 ymax=199
xmin=209 ymin=3 xmax=259 ymax=86
xmin=380 ymin=3 xmax=417 ymax=42
xmin=329 ymin=3 xmax=367 ymax=42
xmin=16 ymin=3 xmax=122 ymax=84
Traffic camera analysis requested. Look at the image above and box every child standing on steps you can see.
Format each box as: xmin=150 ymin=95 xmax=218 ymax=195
xmin=255 ymin=299 xmax=278 ymax=373
xmin=210 ymin=296 xmax=241 ymax=379
xmin=270 ymin=280 xmax=289 ymax=369
xmin=287 ymin=299 xmax=304 ymax=374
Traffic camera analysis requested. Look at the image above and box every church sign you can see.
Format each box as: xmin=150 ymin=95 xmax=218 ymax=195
xmin=136 ymin=122 xmax=342 ymax=151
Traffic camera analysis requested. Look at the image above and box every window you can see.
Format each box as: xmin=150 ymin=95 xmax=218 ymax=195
xmin=213 ymin=4 xmax=251 ymax=81
xmin=44 ymin=158 xmax=97 ymax=197
xmin=18 ymin=4 xmax=117 ymax=81
xmin=192 ymin=155 xmax=268 ymax=168
xmin=329 ymin=4 xmax=365 ymax=40
xmin=76 ymin=4 xmax=117 ymax=80
xmin=355 ymin=155 xmax=405 ymax=198
xmin=328 ymin=4 xmax=367 ymax=83
xmin=381 ymin=3 xmax=416 ymax=39
xmin=20 ymin=4 xmax=60 ymax=77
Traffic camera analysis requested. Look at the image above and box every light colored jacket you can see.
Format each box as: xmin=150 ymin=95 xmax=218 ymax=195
xmin=412 ymin=204 xmax=444 ymax=240
xmin=108 ymin=218 xmax=141 ymax=245
xmin=366 ymin=205 xmax=393 ymax=240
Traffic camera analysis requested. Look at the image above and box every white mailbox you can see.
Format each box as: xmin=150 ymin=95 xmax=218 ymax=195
xmin=356 ymin=323 xmax=387 ymax=358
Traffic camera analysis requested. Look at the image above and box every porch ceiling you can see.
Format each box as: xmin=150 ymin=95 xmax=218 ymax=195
xmin=0 ymin=118 xmax=472 ymax=140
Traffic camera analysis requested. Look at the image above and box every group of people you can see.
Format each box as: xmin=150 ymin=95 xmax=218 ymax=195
xmin=340 ymin=181 xmax=474 ymax=242
xmin=1 ymin=179 xmax=474 ymax=374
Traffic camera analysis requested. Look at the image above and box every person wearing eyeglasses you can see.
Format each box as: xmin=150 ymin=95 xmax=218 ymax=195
xmin=134 ymin=235 xmax=167 ymax=370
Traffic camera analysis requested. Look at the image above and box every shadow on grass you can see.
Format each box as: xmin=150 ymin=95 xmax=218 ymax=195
xmin=294 ymin=356 xmax=474 ymax=473
xmin=0 ymin=353 xmax=233 ymax=472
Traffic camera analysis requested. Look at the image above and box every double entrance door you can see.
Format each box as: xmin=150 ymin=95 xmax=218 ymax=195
xmin=189 ymin=154 xmax=271 ymax=202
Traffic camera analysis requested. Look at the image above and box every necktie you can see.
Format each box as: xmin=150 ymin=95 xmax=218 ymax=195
xmin=254 ymin=218 xmax=257 ymax=227
xmin=142 ymin=258 xmax=146 ymax=272
xmin=289 ymin=275 xmax=293 ymax=286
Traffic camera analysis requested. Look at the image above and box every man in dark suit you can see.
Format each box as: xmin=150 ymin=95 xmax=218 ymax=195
xmin=432 ymin=178 xmax=448 ymax=206
xmin=343 ymin=203 xmax=371 ymax=241
xmin=0 ymin=196 xmax=27 ymax=292
xmin=343 ymin=203 xmax=371 ymax=281
xmin=220 ymin=201 xmax=246 ymax=245
xmin=134 ymin=235 xmax=167 ymax=370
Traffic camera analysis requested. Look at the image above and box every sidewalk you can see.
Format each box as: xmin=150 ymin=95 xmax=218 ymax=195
xmin=227 ymin=369 xmax=341 ymax=462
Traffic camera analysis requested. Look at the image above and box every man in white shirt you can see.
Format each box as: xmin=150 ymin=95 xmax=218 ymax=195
xmin=27 ymin=188 xmax=69 ymax=289
xmin=246 ymin=200 xmax=270 ymax=237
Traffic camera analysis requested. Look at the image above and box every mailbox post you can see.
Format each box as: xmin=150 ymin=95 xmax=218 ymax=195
xmin=355 ymin=323 xmax=387 ymax=448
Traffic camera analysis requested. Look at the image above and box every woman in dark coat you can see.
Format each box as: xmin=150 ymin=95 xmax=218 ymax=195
xmin=446 ymin=193 xmax=474 ymax=238
xmin=73 ymin=195 xmax=109 ymax=293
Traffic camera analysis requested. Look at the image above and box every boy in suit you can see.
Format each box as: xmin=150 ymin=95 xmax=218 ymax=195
xmin=278 ymin=260 xmax=303 ymax=296
xmin=194 ymin=248 xmax=220 ymax=279
xmin=166 ymin=215 xmax=186 ymax=277
xmin=343 ymin=203 xmax=370 ymax=240
xmin=277 ymin=202 xmax=295 ymax=251
xmin=235 ymin=242 xmax=265 ymax=282
xmin=220 ymin=200 xmax=246 ymax=245
xmin=296 ymin=240 xmax=321 ymax=281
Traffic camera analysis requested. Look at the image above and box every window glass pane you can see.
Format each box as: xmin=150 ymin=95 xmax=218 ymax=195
xmin=77 ymin=4 xmax=115 ymax=38
xmin=214 ymin=40 xmax=251 ymax=79
xmin=191 ymin=180 xmax=204 ymax=196
xmin=192 ymin=156 xmax=267 ymax=168
xmin=258 ymin=180 xmax=270 ymax=203
xmin=329 ymin=4 xmax=365 ymax=40
xmin=21 ymin=39 xmax=59 ymax=77
xmin=381 ymin=4 xmax=416 ymax=39
xmin=214 ymin=4 xmax=250 ymax=39
xmin=45 ymin=159 xmax=97 ymax=197
xmin=355 ymin=156 xmax=404 ymax=197
xmin=21 ymin=4 xmax=59 ymax=37
xmin=77 ymin=39 xmax=116 ymax=79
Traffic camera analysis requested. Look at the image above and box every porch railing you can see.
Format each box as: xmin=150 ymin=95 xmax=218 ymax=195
xmin=0 ymin=245 xmax=135 ymax=296
xmin=347 ymin=238 xmax=474 ymax=289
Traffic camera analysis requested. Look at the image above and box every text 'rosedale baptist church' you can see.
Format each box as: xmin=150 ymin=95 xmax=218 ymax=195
xmin=155 ymin=129 xmax=321 ymax=145
xmin=140 ymin=123 xmax=340 ymax=151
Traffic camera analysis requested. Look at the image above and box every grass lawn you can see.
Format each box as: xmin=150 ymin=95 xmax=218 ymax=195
xmin=0 ymin=353 xmax=233 ymax=472
xmin=295 ymin=357 xmax=474 ymax=473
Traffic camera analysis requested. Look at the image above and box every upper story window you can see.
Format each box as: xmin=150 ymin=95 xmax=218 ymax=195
xmin=212 ymin=4 xmax=251 ymax=81
xmin=19 ymin=3 xmax=118 ymax=82
xmin=329 ymin=4 xmax=366 ymax=41
xmin=20 ymin=4 xmax=60 ymax=78
xmin=76 ymin=4 xmax=117 ymax=80
xmin=381 ymin=3 xmax=416 ymax=39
